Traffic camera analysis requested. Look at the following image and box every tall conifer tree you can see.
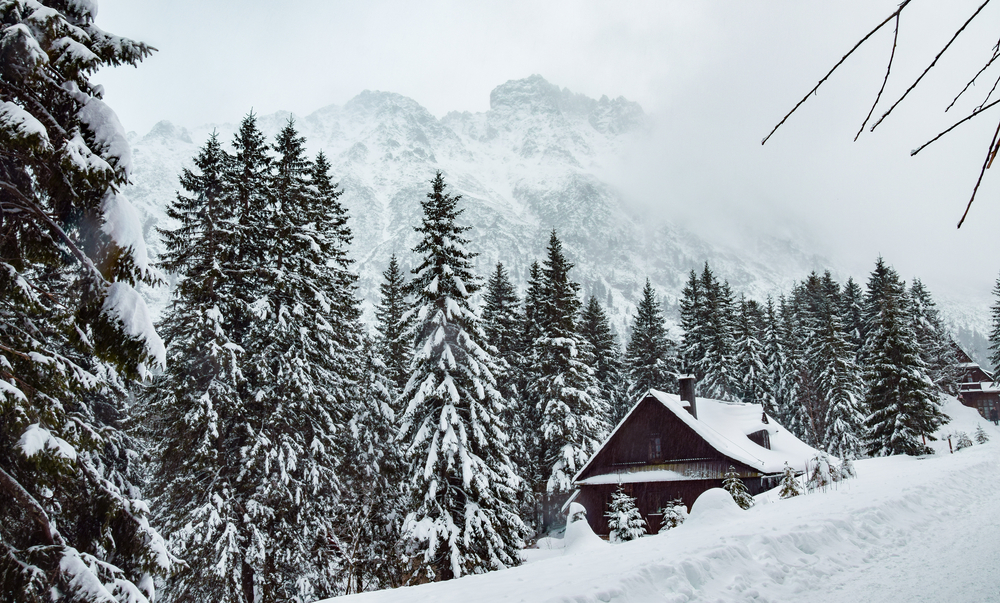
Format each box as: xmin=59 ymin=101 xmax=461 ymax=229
xmin=625 ymin=279 xmax=677 ymax=403
xmin=989 ymin=273 xmax=1000 ymax=376
xmin=909 ymin=279 xmax=960 ymax=395
xmin=862 ymin=259 xmax=947 ymax=456
xmin=533 ymin=232 xmax=609 ymax=519
xmin=375 ymin=254 xmax=412 ymax=394
xmin=580 ymin=296 xmax=628 ymax=424
xmin=144 ymin=133 xmax=246 ymax=602
xmin=733 ymin=297 xmax=770 ymax=407
xmin=398 ymin=173 xmax=525 ymax=582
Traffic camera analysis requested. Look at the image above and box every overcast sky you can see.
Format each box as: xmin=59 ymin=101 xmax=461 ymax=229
xmin=94 ymin=1 xmax=1000 ymax=305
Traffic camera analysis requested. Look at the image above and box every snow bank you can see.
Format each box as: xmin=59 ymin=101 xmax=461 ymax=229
xmin=684 ymin=488 xmax=742 ymax=527
xmin=327 ymin=424 xmax=1000 ymax=603
xmin=562 ymin=503 xmax=606 ymax=554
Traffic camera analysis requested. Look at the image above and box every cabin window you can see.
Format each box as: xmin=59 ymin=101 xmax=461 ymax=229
xmin=648 ymin=435 xmax=662 ymax=461
xmin=747 ymin=429 xmax=771 ymax=450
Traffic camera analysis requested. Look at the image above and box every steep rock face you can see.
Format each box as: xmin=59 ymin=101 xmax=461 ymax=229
xmin=123 ymin=76 xmax=846 ymax=335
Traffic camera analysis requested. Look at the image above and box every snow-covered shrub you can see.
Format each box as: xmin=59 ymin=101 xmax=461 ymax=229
xmin=955 ymin=431 xmax=973 ymax=451
xmin=722 ymin=466 xmax=755 ymax=509
xmin=778 ymin=462 xmax=803 ymax=499
xmin=807 ymin=454 xmax=834 ymax=491
xmin=975 ymin=425 xmax=990 ymax=444
xmin=659 ymin=498 xmax=687 ymax=531
xmin=606 ymin=487 xmax=646 ymax=542
xmin=839 ymin=457 xmax=857 ymax=479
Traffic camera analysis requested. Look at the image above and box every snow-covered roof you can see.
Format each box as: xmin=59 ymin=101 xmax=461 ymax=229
xmin=573 ymin=389 xmax=822 ymax=484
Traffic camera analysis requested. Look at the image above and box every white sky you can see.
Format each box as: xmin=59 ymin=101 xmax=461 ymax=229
xmin=93 ymin=0 xmax=1000 ymax=303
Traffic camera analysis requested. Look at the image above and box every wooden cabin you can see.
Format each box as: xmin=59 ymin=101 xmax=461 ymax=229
xmin=567 ymin=380 xmax=820 ymax=536
xmin=955 ymin=346 xmax=1000 ymax=423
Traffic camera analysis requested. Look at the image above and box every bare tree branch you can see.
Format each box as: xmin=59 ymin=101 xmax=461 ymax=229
xmin=978 ymin=71 xmax=1000 ymax=110
xmin=871 ymin=0 xmax=993 ymax=132
xmin=910 ymin=97 xmax=1000 ymax=156
xmin=957 ymin=114 xmax=1000 ymax=227
xmin=762 ymin=0 xmax=911 ymax=146
xmin=946 ymin=51 xmax=1000 ymax=112
xmin=856 ymin=13 xmax=901 ymax=141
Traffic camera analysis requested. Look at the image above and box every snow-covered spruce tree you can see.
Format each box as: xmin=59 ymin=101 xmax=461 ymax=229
xmin=679 ymin=269 xmax=706 ymax=381
xmin=398 ymin=172 xmax=526 ymax=582
xmin=975 ymin=424 xmax=990 ymax=444
xmin=722 ymin=467 xmax=754 ymax=509
xmin=697 ymin=265 xmax=739 ymax=401
xmin=839 ymin=457 xmax=856 ymax=479
xmin=0 ymin=4 xmax=173 ymax=601
xmin=142 ymin=132 xmax=249 ymax=603
xmin=482 ymin=262 xmax=523 ymax=413
xmin=517 ymin=260 xmax=546 ymax=526
xmin=761 ymin=297 xmax=783 ymax=419
xmin=338 ymin=336 xmax=405 ymax=593
xmin=240 ymin=119 xmax=360 ymax=601
xmin=659 ymin=499 xmax=687 ymax=531
xmin=807 ymin=273 xmax=865 ymax=459
xmin=990 ymin=273 xmax=1000 ymax=376
xmin=862 ymin=258 xmax=947 ymax=457
xmin=840 ymin=277 xmax=865 ymax=361
xmin=909 ymin=279 xmax=961 ymax=395
xmin=733 ymin=297 xmax=770 ymax=406
xmin=778 ymin=463 xmax=802 ymax=499
xmin=376 ymin=254 xmax=412 ymax=395
xmin=778 ymin=291 xmax=814 ymax=443
xmin=605 ymin=487 xmax=646 ymax=542
xmin=625 ymin=279 xmax=677 ymax=404
xmin=533 ymin=231 xmax=609 ymax=522
xmin=955 ymin=431 xmax=973 ymax=451
xmin=580 ymin=296 xmax=628 ymax=425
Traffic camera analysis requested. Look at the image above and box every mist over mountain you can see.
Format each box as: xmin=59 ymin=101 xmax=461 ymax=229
xmin=124 ymin=75 xmax=992 ymax=362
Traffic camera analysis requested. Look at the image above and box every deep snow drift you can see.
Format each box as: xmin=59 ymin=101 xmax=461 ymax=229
xmin=327 ymin=400 xmax=1000 ymax=602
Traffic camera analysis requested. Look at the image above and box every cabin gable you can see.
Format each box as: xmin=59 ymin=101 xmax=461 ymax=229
xmin=577 ymin=395 xmax=760 ymax=484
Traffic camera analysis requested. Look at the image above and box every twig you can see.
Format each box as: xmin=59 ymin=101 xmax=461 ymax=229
xmin=872 ymin=0 xmax=993 ymax=132
xmin=946 ymin=52 xmax=1000 ymax=112
xmin=910 ymin=97 xmax=1000 ymax=156
xmin=977 ymin=72 xmax=1000 ymax=110
xmin=762 ymin=0 xmax=911 ymax=146
xmin=957 ymin=113 xmax=1000 ymax=228
xmin=856 ymin=13 xmax=901 ymax=141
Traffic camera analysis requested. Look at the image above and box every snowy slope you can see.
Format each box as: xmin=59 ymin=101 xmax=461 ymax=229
xmin=325 ymin=406 xmax=1000 ymax=603
xmin=123 ymin=76 xmax=842 ymax=335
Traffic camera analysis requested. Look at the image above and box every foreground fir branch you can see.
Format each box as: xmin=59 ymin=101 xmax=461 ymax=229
xmin=0 ymin=2 xmax=173 ymax=601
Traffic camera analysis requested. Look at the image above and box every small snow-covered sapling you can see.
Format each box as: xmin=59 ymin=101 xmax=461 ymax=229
xmin=778 ymin=462 xmax=803 ymax=499
xmin=955 ymin=431 xmax=973 ymax=451
xmin=606 ymin=487 xmax=646 ymax=542
xmin=723 ymin=466 xmax=755 ymax=509
xmin=975 ymin=425 xmax=990 ymax=444
xmin=659 ymin=498 xmax=687 ymax=531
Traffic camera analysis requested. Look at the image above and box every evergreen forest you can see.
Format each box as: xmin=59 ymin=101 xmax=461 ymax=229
xmin=0 ymin=3 xmax=990 ymax=602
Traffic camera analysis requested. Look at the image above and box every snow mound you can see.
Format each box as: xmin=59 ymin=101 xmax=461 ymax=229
xmin=685 ymin=488 xmax=742 ymax=526
xmin=563 ymin=502 xmax=606 ymax=554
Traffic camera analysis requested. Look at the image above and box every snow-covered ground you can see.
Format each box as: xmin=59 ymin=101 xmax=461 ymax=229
xmin=327 ymin=400 xmax=1000 ymax=603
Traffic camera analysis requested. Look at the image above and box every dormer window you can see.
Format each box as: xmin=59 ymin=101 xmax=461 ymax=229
xmin=648 ymin=434 xmax=662 ymax=462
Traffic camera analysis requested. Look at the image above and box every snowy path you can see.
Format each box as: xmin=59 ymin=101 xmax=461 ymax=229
xmin=329 ymin=420 xmax=1000 ymax=603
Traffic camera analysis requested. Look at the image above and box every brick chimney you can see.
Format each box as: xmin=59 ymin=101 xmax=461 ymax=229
xmin=678 ymin=375 xmax=697 ymax=420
